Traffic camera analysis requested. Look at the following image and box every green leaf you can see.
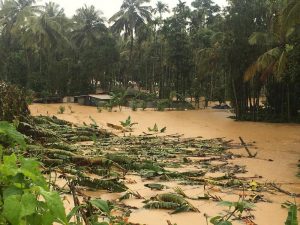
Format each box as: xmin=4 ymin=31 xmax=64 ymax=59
xmin=0 ymin=121 xmax=26 ymax=149
xmin=93 ymin=222 xmax=109 ymax=225
xmin=144 ymin=183 xmax=166 ymax=190
xmin=2 ymin=193 xmax=36 ymax=224
xmin=39 ymin=188 xmax=68 ymax=225
xmin=67 ymin=206 xmax=83 ymax=222
xmin=171 ymin=204 xmax=192 ymax=214
xmin=217 ymin=222 xmax=232 ymax=225
xmin=41 ymin=210 xmax=56 ymax=225
xmin=3 ymin=195 xmax=22 ymax=225
xmin=3 ymin=186 xmax=23 ymax=199
xmin=0 ymin=154 xmax=18 ymax=177
xmin=20 ymin=193 xmax=38 ymax=217
xmin=160 ymin=127 xmax=167 ymax=133
xmin=285 ymin=204 xmax=298 ymax=225
xmin=19 ymin=158 xmax=47 ymax=188
xmin=153 ymin=123 xmax=158 ymax=132
xmin=90 ymin=199 xmax=110 ymax=214
xmin=210 ymin=216 xmax=232 ymax=225
xmin=219 ymin=201 xmax=234 ymax=208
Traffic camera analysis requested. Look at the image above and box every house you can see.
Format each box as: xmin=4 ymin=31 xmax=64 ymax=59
xmin=63 ymin=96 xmax=75 ymax=103
xmin=75 ymin=94 xmax=112 ymax=106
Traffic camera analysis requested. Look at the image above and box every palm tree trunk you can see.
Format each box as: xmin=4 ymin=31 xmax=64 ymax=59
xmin=128 ymin=30 xmax=134 ymax=84
xmin=287 ymin=83 xmax=290 ymax=122
xmin=232 ymin=78 xmax=239 ymax=119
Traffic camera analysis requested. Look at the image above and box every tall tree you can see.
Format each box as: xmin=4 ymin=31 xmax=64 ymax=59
xmin=152 ymin=1 xmax=169 ymax=20
xmin=109 ymin=0 xmax=152 ymax=83
xmin=72 ymin=5 xmax=107 ymax=48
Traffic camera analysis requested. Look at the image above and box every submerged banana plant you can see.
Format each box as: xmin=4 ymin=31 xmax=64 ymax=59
xmin=144 ymin=193 xmax=199 ymax=214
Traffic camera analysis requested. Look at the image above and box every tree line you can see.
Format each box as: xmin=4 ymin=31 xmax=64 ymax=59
xmin=0 ymin=0 xmax=299 ymax=122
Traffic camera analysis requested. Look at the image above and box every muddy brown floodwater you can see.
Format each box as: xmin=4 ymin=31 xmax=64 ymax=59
xmin=30 ymin=103 xmax=300 ymax=225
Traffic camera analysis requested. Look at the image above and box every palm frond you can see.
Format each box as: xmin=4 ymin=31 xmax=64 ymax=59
xmin=275 ymin=51 xmax=288 ymax=79
xmin=248 ymin=32 xmax=278 ymax=46
xmin=244 ymin=47 xmax=282 ymax=82
xmin=244 ymin=63 xmax=258 ymax=82
xmin=282 ymin=0 xmax=300 ymax=29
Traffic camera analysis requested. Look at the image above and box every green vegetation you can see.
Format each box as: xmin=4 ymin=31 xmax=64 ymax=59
xmin=0 ymin=82 xmax=29 ymax=121
xmin=0 ymin=122 xmax=68 ymax=225
xmin=0 ymin=0 xmax=299 ymax=121
xmin=0 ymin=0 xmax=300 ymax=224
xmin=210 ymin=200 xmax=254 ymax=225
xmin=147 ymin=123 xmax=166 ymax=133
xmin=0 ymin=114 xmax=298 ymax=224
xmin=120 ymin=116 xmax=138 ymax=130
xmin=58 ymin=105 xmax=66 ymax=114
xmin=285 ymin=203 xmax=298 ymax=225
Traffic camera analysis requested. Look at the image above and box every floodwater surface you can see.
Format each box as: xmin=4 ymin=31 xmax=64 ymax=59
xmin=30 ymin=103 xmax=300 ymax=225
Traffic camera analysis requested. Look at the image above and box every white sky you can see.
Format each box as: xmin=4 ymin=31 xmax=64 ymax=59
xmin=36 ymin=0 xmax=228 ymax=19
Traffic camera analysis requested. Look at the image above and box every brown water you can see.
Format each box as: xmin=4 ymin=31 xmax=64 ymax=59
xmin=30 ymin=104 xmax=300 ymax=225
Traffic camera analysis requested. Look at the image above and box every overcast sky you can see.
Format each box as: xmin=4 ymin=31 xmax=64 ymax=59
xmin=36 ymin=0 xmax=228 ymax=19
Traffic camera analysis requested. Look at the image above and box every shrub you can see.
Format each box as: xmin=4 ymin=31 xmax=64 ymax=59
xmin=156 ymin=99 xmax=168 ymax=111
xmin=104 ymin=101 xmax=114 ymax=112
xmin=0 ymin=81 xmax=29 ymax=121
xmin=68 ymin=105 xmax=74 ymax=113
xmin=58 ymin=105 xmax=65 ymax=114
xmin=0 ymin=122 xmax=68 ymax=225
xmin=141 ymin=100 xmax=147 ymax=111
xmin=131 ymin=100 xmax=138 ymax=111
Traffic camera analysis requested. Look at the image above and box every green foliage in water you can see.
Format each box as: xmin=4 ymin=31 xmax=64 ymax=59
xmin=285 ymin=204 xmax=298 ymax=225
xmin=210 ymin=200 xmax=254 ymax=225
xmin=58 ymin=105 xmax=66 ymax=114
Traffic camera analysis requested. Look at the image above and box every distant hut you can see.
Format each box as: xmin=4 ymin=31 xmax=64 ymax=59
xmin=75 ymin=94 xmax=112 ymax=106
xmin=63 ymin=96 xmax=75 ymax=103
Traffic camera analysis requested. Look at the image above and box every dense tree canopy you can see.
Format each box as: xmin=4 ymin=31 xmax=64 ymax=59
xmin=0 ymin=0 xmax=299 ymax=122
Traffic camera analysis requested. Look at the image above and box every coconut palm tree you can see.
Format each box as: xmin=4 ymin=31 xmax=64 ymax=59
xmin=0 ymin=0 xmax=40 ymax=36
xmin=244 ymin=0 xmax=300 ymax=120
xmin=244 ymin=0 xmax=300 ymax=82
xmin=72 ymin=5 xmax=107 ymax=48
xmin=109 ymin=0 xmax=152 ymax=79
xmin=283 ymin=0 xmax=300 ymax=29
xmin=152 ymin=1 xmax=169 ymax=20
xmin=24 ymin=3 xmax=68 ymax=49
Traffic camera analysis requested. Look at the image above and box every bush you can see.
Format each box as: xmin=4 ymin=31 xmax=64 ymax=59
xmin=0 ymin=81 xmax=29 ymax=121
xmin=141 ymin=100 xmax=147 ymax=110
xmin=68 ymin=105 xmax=74 ymax=113
xmin=57 ymin=105 xmax=65 ymax=114
xmin=156 ymin=99 xmax=169 ymax=111
xmin=131 ymin=100 xmax=138 ymax=111
xmin=0 ymin=122 xmax=68 ymax=225
xmin=104 ymin=101 xmax=114 ymax=112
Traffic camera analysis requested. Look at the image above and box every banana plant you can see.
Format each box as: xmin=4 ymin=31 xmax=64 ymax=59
xmin=120 ymin=116 xmax=138 ymax=129
xmin=148 ymin=123 xmax=167 ymax=133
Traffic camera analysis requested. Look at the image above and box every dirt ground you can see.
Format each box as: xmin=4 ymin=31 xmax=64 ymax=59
xmin=29 ymin=103 xmax=300 ymax=225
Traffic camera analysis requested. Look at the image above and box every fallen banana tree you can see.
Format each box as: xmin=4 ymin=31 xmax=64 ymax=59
xmin=11 ymin=115 xmax=298 ymax=224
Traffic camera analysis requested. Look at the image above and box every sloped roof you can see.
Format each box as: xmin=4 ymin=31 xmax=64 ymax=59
xmin=75 ymin=94 xmax=112 ymax=100
xmin=88 ymin=94 xmax=112 ymax=100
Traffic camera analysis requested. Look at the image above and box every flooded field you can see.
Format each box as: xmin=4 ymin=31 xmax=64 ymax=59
xmin=30 ymin=103 xmax=300 ymax=225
